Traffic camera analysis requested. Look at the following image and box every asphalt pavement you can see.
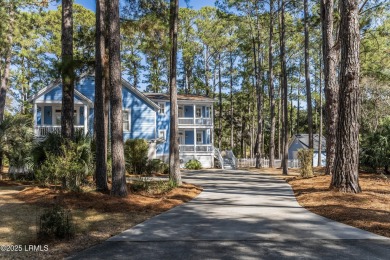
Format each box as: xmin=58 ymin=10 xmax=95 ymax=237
xmin=69 ymin=169 xmax=390 ymax=260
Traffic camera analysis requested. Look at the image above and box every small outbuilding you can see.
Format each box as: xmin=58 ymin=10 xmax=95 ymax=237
xmin=288 ymin=134 xmax=326 ymax=167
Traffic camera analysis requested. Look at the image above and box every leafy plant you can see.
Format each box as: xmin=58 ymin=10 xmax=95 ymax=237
xmin=297 ymin=149 xmax=314 ymax=178
xmin=0 ymin=115 xmax=34 ymax=179
xmin=38 ymin=205 xmax=74 ymax=240
xmin=185 ymin=159 xmax=202 ymax=170
xmin=360 ymin=119 xmax=390 ymax=173
xmin=124 ymin=139 xmax=149 ymax=174
xmin=33 ymin=132 xmax=92 ymax=190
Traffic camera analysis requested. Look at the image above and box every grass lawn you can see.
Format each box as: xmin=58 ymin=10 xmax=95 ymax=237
xmin=0 ymin=177 xmax=202 ymax=259
xmin=249 ymin=167 xmax=390 ymax=238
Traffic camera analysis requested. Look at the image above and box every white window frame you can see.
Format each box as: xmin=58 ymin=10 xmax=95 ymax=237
xmin=196 ymin=107 xmax=202 ymax=118
xmin=178 ymin=105 xmax=184 ymax=117
xmin=54 ymin=106 xmax=78 ymax=126
xmin=158 ymin=129 xmax=166 ymax=140
xmin=122 ymin=109 xmax=131 ymax=132
xmin=196 ymin=132 xmax=203 ymax=144
xmin=159 ymin=102 xmax=165 ymax=115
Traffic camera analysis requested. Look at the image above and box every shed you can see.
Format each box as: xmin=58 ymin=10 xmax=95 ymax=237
xmin=288 ymin=134 xmax=326 ymax=167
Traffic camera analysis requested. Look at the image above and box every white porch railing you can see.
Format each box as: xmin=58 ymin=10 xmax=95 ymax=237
xmin=179 ymin=144 xmax=213 ymax=153
xmin=34 ymin=125 xmax=85 ymax=137
xmin=237 ymin=158 xmax=300 ymax=168
xmin=178 ymin=117 xmax=212 ymax=126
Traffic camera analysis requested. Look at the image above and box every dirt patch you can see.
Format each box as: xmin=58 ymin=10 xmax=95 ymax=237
xmin=251 ymin=167 xmax=390 ymax=238
xmin=0 ymin=182 xmax=202 ymax=259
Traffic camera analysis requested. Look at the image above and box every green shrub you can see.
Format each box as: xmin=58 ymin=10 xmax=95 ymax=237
xmin=130 ymin=177 xmax=175 ymax=194
xmin=33 ymin=133 xmax=92 ymax=191
xmin=298 ymin=149 xmax=314 ymax=178
xmin=124 ymin=139 xmax=149 ymax=174
xmin=185 ymin=159 xmax=202 ymax=170
xmin=38 ymin=205 xmax=74 ymax=240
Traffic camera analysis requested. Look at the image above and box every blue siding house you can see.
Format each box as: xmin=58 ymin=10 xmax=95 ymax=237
xmin=29 ymin=75 xmax=215 ymax=168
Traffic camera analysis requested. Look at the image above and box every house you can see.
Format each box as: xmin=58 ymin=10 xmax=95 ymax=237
xmin=288 ymin=134 xmax=326 ymax=167
xmin=28 ymin=75 xmax=216 ymax=168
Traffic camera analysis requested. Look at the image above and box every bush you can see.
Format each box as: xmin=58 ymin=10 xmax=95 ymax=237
xmin=185 ymin=159 xmax=202 ymax=170
xmin=129 ymin=177 xmax=175 ymax=194
xmin=33 ymin=132 xmax=92 ymax=190
xmin=298 ymin=149 xmax=314 ymax=178
xmin=38 ymin=205 xmax=74 ymax=240
xmin=124 ymin=139 xmax=149 ymax=174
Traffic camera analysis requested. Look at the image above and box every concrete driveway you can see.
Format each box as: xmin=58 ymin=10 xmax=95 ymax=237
xmin=70 ymin=170 xmax=390 ymax=259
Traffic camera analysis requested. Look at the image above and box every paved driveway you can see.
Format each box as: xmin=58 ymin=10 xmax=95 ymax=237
xmin=70 ymin=170 xmax=390 ymax=259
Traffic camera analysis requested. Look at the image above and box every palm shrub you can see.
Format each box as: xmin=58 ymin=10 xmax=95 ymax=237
xmin=185 ymin=159 xmax=202 ymax=170
xmin=297 ymin=149 xmax=314 ymax=178
xmin=360 ymin=119 xmax=390 ymax=173
xmin=0 ymin=115 xmax=34 ymax=179
xmin=33 ymin=132 xmax=92 ymax=190
xmin=124 ymin=139 xmax=149 ymax=174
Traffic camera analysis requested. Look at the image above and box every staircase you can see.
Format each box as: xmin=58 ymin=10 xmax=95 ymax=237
xmin=214 ymin=149 xmax=238 ymax=170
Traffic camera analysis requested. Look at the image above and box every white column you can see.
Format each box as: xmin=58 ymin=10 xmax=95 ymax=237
xmin=193 ymin=104 xmax=196 ymax=125
xmin=194 ymin=128 xmax=197 ymax=153
xmin=84 ymin=104 xmax=88 ymax=135
xmin=33 ymin=103 xmax=37 ymax=127
xmin=40 ymin=105 xmax=44 ymax=126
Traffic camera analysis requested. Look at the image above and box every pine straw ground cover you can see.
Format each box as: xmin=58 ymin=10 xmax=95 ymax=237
xmin=0 ymin=178 xmax=202 ymax=260
xmin=249 ymin=167 xmax=390 ymax=238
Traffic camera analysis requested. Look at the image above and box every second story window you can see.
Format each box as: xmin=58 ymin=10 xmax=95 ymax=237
xmin=196 ymin=107 xmax=202 ymax=118
xmin=159 ymin=102 xmax=165 ymax=114
xmin=123 ymin=110 xmax=130 ymax=132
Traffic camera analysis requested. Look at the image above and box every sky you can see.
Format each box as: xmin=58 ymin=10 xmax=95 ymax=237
xmin=72 ymin=0 xmax=217 ymax=12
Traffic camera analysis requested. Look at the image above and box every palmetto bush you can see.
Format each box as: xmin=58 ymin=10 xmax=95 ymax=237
xmin=0 ymin=115 xmax=34 ymax=178
xmin=32 ymin=132 xmax=92 ymax=190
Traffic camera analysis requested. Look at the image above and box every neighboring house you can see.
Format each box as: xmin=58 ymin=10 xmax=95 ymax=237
xmin=28 ymin=75 xmax=215 ymax=168
xmin=288 ymin=134 xmax=326 ymax=167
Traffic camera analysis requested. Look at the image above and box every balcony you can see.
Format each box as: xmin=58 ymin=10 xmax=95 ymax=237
xmin=178 ymin=117 xmax=212 ymax=126
xmin=179 ymin=144 xmax=213 ymax=153
xmin=34 ymin=125 xmax=86 ymax=137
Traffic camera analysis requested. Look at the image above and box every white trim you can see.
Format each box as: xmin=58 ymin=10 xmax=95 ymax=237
xmin=158 ymin=102 xmax=165 ymax=115
xmin=158 ymin=129 xmax=166 ymax=140
xmin=196 ymin=131 xmax=203 ymax=144
xmin=122 ymin=109 xmax=131 ymax=132
xmin=83 ymin=104 xmax=88 ymax=135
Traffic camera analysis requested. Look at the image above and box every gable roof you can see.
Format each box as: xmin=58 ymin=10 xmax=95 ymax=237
xmin=27 ymin=79 xmax=94 ymax=107
xmin=28 ymin=76 xmax=160 ymax=111
xmin=144 ymin=93 xmax=215 ymax=103
xmin=291 ymin=134 xmax=326 ymax=153
xmin=121 ymin=79 xmax=160 ymax=110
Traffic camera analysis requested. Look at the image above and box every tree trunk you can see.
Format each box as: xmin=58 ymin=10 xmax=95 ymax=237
xmin=109 ymin=0 xmax=127 ymax=197
xmin=205 ymin=45 xmax=210 ymax=97
xmin=95 ymin=0 xmax=109 ymax=192
xmin=268 ymin=0 xmax=275 ymax=168
xmin=304 ymin=0 xmax=313 ymax=149
xmin=320 ymin=0 xmax=338 ymax=175
xmin=0 ymin=2 xmax=14 ymax=123
xmin=280 ymin=0 xmax=288 ymax=175
xmin=331 ymin=0 xmax=361 ymax=193
xmin=169 ymin=0 xmax=181 ymax=186
xmin=230 ymin=52 xmax=234 ymax=149
xmin=318 ymin=53 xmax=323 ymax=167
xmin=218 ymin=54 xmax=222 ymax=149
xmin=61 ymin=0 xmax=75 ymax=140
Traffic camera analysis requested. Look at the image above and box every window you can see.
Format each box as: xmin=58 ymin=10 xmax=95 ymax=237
xmin=205 ymin=106 xmax=211 ymax=118
xmin=196 ymin=107 xmax=202 ymax=118
xmin=158 ymin=130 xmax=166 ymax=140
xmin=159 ymin=102 xmax=165 ymax=114
xmin=55 ymin=108 xmax=77 ymax=125
xmin=196 ymin=132 xmax=203 ymax=144
xmin=123 ymin=110 xmax=130 ymax=132
xmin=178 ymin=106 xmax=184 ymax=117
